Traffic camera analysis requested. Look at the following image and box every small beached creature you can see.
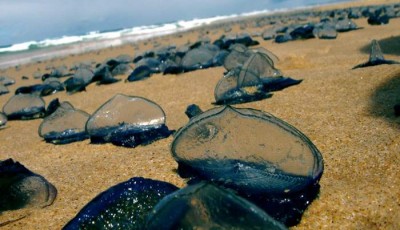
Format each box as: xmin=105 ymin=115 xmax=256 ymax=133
xmin=223 ymin=44 xmax=253 ymax=71
xmin=15 ymin=79 xmax=64 ymax=97
xmin=0 ymin=159 xmax=57 ymax=213
xmin=2 ymin=94 xmax=46 ymax=120
xmin=147 ymin=182 xmax=287 ymax=230
xmin=111 ymin=63 xmax=131 ymax=76
xmin=185 ymin=104 xmax=203 ymax=119
xmin=212 ymin=50 xmax=230 ymax=67
xmin=38 ymin=102 xmax=90 ymax=144
xmin=44 ymin=98 xmax=63 ymax=117
xmin=135 ymin=57 xmax=161 ymax=73
xmin=262 ymin=26 xmax=281 ymax=40
xmin=289 ymin=23 xmax=315 ymax=40
xmin=171 ymin=106 xmax=323 ymax=226
xmin=159 ymin=59 xmax=183 ymax=75
xmin=63 ymin=67 xmax=94 ymax=93
xmin=367 ymin=7 xmax=390 ymax=25
xmin=0 ymin=76 xmax=15 ymax=86
xmin=0 ymin=83 xmax=9 ymax=95
xmin=85 ymin=94 xmax=172 ymax=147
xmin=115 ymin=54 xmax=133 ymax=64
xmin=334 ymin=18 xmax=359 ymax=32
xmin=239 ymin=48 xmax=281 ymax=79
xmin=180 ymin=44 xmax=219 ymax=71
xmin=313 ymin=20 xmax=337 ymax=39
xmin=93 ymin=66 xmax=121 ymax=85
xmin=63 ymin=177 xmax=178 ymax=229
xmin=49 ymin=65 xmax=70 ymax=78
xmin=353 ymin=39 xmax=400 ymax=69
xmin=214 ymin=68 xmax=270 ymax=105
xmin=215 ymin=33 xmax=259 ymax=49
xmin=127 ymin=65 xmax=152 ymax=82
xmin=216 ymin=48 xmax=300 ymax=105
xmin=63 ymin=77 xmax=86 ymax=93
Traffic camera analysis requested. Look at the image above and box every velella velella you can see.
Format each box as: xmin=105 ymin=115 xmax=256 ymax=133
xmin=239 ymin=48 xmax=281 ymax=79
xmin=0 ymin=159 xmax=57 ymax=213
xmin=64 ymin=177 xmax=178 ymax=229
xmin=353 ymin=39 xmax=400 ymax=69
xmin=0 ymin=112 xmax=7 ymax=129
xmin=111 ymin=63 xmax=131 ymax=76
xmin=171 ymin=106 xmax=323 ymax=226
xmin=0 ymin=76 xmax=15 ymax=86
xmin=223 ymin=44 xmax=253 ymax=71
xmin=2 ymin=94 xmax=46 ymax=120
xmin=85 ymin=94 xmax=172 ymax=147
xmin=216 ymin=46 xmax=302 ymax=104
xmin=63 ymin=77 xmax=87 ymax=94
xmin=147 ymin=182 xmax=287 ymax=230
xmin=127 ymin=65 xmax=152 ymax=82
xmin=180 ymin=44 xmax=219 ymax=71
xmin=38 ymin=102 xmax=90 ymax=144
xmin=15 ymin=79 xmax=64 ymax=97
xmin=93 ymin=65 xmax=121 ymax=85
xmin=0 ymin=83 xmax=9 ymax=95
xmin=214 ymin=68 xmax=271 ymax=105
xmin=335 ymin=18 xmax=359 ymax=32
xmin=135 ymin=57 xmax=161 ymax=73
xmin=73 ymin=67 xmax=94 ymax=85
xmin=63 ymin=67 xmax=94 ymax=93
xmin=50 ymin=65 xmax=70 ymax=78
xmin=313 ymin=20 xmax=337 ymax=39
xmin=185 ymin=104 xmax=203 ymax=119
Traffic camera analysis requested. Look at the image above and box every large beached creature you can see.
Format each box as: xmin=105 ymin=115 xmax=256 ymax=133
xmin=171 ymin=106 xmax=324 ymax=226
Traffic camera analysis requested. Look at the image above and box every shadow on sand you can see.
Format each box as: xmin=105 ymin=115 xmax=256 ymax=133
xmin=369 ymin=70 xmax=400 ymax=126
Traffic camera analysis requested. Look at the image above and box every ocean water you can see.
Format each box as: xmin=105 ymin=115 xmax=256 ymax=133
xmin=0 ymin=0 xmax=353 ymax=67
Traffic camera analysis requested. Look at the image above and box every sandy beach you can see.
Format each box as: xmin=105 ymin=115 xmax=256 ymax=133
xmin=1 ymin=0 xmax=400 ymax=229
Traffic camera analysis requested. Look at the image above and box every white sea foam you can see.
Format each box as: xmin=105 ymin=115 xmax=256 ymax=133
xmin=0 ymin=13 xmax=240 ymax=55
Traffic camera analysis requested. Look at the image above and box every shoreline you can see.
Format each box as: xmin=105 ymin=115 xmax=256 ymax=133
xmin=1 ymin=0 xmax=395 ymax=70
xmin=1 ymin=0 xmax=400 ymax=229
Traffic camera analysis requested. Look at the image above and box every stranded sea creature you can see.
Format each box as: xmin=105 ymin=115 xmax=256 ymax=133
xmin=147 ymin=182 xmax=287 ymax=230
xmin=64 ymin=67 xmax=94 ymax=93
xmin=223 ymin=44 xmax=253 ymax=71
xmin=15 ymin=78 xmax=64 ymax=96
xmin=171 ymin=106 xmax=324 ymax=226
xmin=335 ymin=18 xmax=359 ymax=32
xmin=64 ymin=177 xmax=178 ymax=229
xmin=180 ymin=44 xmax=219 ymax=71
xmin=185 ymin=104 xmax=203 ymax=119
xmin=85 ymin=94 xmax=172 ymax=147
xmin=0 ymin=159 xmax=57 ymax=213
xmin=0 ymin=76 xmax=15 ymax=86
xmin=214 ymin=68 xmax=270 ymax=105
xmin=93 ymin=66 xmax=121 ymax=85
xmin=313 ymin=20 xmax=337 ymax=39
xmin=0 ymin=83 xmax=9 ymax=95
xmin=353 ymin=39 xmax=400 ymax=69
xmin=2 ymin=94 xmax=46 ymax=120
xmin=127 ymin=65 xmax=152 ymax=82
xmin=38 ymin=102 xmax=90 ymax=144
xmin=216 ymin=48 xmax=301 ymax=105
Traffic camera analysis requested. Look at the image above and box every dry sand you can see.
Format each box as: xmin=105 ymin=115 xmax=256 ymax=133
xmin=1 ymin=0 xmax=400 ymax=229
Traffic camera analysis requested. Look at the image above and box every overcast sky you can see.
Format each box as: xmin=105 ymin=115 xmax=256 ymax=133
xmin=0 ymin=0 xmax=345 ymax=46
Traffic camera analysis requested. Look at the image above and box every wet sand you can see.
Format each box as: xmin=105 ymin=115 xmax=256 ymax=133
xmin=1 ymin=0 xmax=400 ymax=229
